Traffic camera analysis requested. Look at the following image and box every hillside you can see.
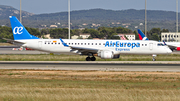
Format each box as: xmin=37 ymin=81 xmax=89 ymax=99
xmin=0 ymin=5 xmax=34 ymax=19
xmin=0 ymin=5 xmax=179 ymax=31
xmin=28 ymin=9 xmax=176 ymax=21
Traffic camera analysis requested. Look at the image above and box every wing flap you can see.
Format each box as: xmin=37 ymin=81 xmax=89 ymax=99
xmin=70 ymin=46 xmax=99 ymax=53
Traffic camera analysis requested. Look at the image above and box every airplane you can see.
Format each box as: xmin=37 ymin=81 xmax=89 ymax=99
xmin=114 ymin=34 xmax=127 ymax=40
xmin=138 ymin=29 xmax=180 ymax=51
xmin=8 ymin=16 xmax=172 ymax=61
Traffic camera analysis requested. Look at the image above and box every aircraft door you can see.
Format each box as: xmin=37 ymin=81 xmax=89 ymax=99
xmin=149 ymin=43 xmax=153 ymax=50
xmin=38 ymin=41 xmax=42 ymax=48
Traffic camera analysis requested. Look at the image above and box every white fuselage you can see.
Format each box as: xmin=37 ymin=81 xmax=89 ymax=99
xmin=16 ymin=39 xmax=172 ymax=55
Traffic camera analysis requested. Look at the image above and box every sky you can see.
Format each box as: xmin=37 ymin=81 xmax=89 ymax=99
xmin=1 ymin=0 xmax=180 ymax=14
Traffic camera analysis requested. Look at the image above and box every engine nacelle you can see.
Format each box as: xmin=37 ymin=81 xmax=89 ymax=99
xmin=176 ymin=47 xmax=180 ymax=51
xmin=98 ymin=51 xmax=120 ymax=59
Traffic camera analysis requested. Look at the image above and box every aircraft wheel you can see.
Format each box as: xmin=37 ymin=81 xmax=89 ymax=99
xmin=152 ymin=54 xmax=157 ymax=61
xmin=91 ymin=57 xmax=96 ymax=61
xmin=86 ymin=57 xmax=91 ymax=61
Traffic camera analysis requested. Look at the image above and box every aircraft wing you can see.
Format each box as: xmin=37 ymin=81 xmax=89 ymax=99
xmin=69 ymin=46 xmax=99 ymax=54
xmin=165 ymin=44 xmax=177 ymax=49
xmin=60 ymin=38 xmax=99 ymax=54
xmin=162 ymin=41 xmax=177 ymax=49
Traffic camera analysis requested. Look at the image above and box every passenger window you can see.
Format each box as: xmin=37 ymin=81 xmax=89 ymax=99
xmin=103 ymin=43 xmax=105 ymax=45
xmin=142 ymin=44 xmax=143 ymax=46
xmin=75 ymin=43 xmax=77 ymax=45
xmin=72 ymin=43 xmax=73 ymax=45
xmin=45 ymin=43 xmax=46 ymax=44
xmin=58 ymin=43 xmax=60 ymax=44
xmin=92 ymin=43 xmax=93 ymax=45
xmin=99 ymin=43 xmax=101 ymax=45
xmin=85 ymin=43 xmax=86 ymax=45
xmin=51 ymin=43 xmax=53 ymax=44
xmin=81 ymin=43 xmax=83 ymax=45
xmin=95 ymin=43 xmax=97 ymax=45
xmin=88 ymin=43 xmax=90 ymax=45
xmin=48 ymin=43 xmax=50 ymax=44
xmin=78 ymin=43 xmax=79 ymax=45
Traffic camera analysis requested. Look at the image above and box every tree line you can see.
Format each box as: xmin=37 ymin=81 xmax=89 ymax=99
xmin=0 ymin=25 xmax=170 ymax=42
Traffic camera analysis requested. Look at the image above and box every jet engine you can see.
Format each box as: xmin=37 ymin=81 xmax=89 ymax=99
xmin=176 ymin=47 xmax=180 ymax=51
xmin=98 ymin=51 xmax=120 ymax=59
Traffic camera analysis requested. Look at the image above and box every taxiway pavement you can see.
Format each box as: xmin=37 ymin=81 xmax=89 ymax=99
xmin=0 ymin=61 xmax=180 ymax=72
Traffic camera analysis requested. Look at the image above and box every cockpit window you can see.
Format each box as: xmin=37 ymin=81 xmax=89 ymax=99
xmin=157 ymin=43 xmax=164 ymax=46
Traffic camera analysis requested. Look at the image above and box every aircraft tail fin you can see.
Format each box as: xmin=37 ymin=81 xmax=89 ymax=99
xmin=9 ymin=16 xmax=39 ymax=40
xmin=137 ymin=29 xmax=149 ymax=40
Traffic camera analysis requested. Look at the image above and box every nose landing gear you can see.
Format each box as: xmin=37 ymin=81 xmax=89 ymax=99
xmin=152 ymin=54 xmax=157 ymax=61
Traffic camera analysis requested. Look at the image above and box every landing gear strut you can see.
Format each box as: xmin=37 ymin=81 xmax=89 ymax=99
xmin=152 ymin=54 xmax=157 ymax=61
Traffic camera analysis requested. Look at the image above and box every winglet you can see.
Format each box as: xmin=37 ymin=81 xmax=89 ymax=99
xmin=163 ymin=40 xmax=167 ymax=45
xmin=137 ymin=29 xmax=149 ymax=40
xmin=60 ymin=38 xmax=69 ymax=47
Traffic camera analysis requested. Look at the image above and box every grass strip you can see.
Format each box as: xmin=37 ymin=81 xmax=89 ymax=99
xmin=0 ymin=54 xmax=180 ymax=61
xmin=0 ymin=70 xmax=180 ymax=101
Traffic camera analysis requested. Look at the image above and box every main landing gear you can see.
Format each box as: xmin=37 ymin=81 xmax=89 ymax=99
xmin=86 ymin=56 xmax=96 ymax=61
xmin=86 ymin=53 xmax=96 ymax=61
xmin=152 ymin=54 xmax=157 ymax=61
